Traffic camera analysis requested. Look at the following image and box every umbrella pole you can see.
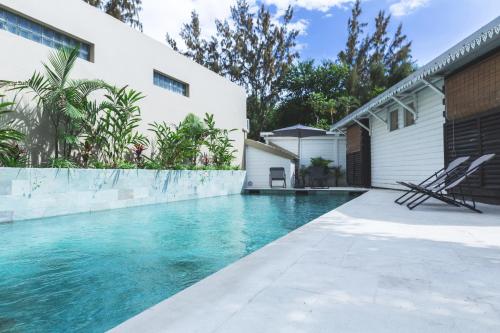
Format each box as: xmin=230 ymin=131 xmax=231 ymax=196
xmin=297 ymin=138 xmax=301 ymax=187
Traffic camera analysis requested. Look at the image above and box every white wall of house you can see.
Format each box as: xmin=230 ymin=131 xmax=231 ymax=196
xmin=245 ymin=145 xmax=295 ymax=188
xmin=264 ymin=136 xmax=347 ymax=170
xmin=0 ymin=0 xmax=247 ymax=164
xmin=369 ymin=82 xmax=445 ymax=189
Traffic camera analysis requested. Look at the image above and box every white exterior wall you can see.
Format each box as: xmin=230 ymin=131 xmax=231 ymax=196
xmin=0 ymin=0 xmax=247 ymax=164
xmin=370 ymin=83 xmax=445 ymax=189
xmin=245 ymin=146 xmax=294 ymax=188
xmin=265 ymin=136 xmax=347 ymax=170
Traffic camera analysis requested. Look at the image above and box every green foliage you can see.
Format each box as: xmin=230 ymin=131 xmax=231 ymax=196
xmin=1 ymin=47 xmax=106 ymax=159
xmin=308 ymin=93 xmax=336 ymax=126
xmin=203 ymin=113 xmax=236 ymax=167
xmin=338 ymin=0 xmax=415 ymax=105
xmin=149 ymin=121 xmax=196 ymax=168
xmin=302 ymin=157 xmax=345 ymax=187
xmin=102 ymin=86 xmax=146 ymax=166
xmin=0 ymin=98 xmax=26 ymax=167
xmin=148 ymin=113 xmax=207 ymax=169
xmin=310 ymin=157 xmax=333 ymax=168
xmin=48 ymin=157 xmax=77 ymax=169
xmin=149 ymin=113 xmax=236 ymax=170
xmin=167 ymin=0 xmax=300 ymax=139
xmin=275 ymin=61 xmax=358 ymax=129
xmin=84 ymin=0 xmax=143 ymax=31
xmin=272 ymin=1 xmax=413 ymax=131
xmin=78 ymin=86 xmax=147 ymax=168
xmin=169 ymin=0 xmax=414 ymax=132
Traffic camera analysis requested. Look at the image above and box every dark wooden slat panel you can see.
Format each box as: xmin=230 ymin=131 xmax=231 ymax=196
xmin=444 ymin=108 xmax=500 ymax=204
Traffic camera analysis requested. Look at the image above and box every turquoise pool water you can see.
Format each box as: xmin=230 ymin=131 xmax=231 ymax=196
xmin=0 ymin=193 xmax=356 ymax=332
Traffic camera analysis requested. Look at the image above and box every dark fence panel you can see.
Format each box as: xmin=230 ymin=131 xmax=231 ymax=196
xmin=444 ymin=108 xmax=500 ymax=204
xmin=346 ymin=121 xmax=371 ymax=188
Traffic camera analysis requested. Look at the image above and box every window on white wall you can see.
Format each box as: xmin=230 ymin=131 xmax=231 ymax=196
xmin=389 ymin=109 xmax=399 ymax=131
xmin=404 ymin=109 xmax=415 ymax=127
xmin=0 ymin=7 xmax=92 ymax=61
xmin=154 ymin=70 xmax=189 ymax=97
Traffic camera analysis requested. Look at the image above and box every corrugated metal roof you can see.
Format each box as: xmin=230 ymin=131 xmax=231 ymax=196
xmin=331 ymin=16 xmax=500 ymax=130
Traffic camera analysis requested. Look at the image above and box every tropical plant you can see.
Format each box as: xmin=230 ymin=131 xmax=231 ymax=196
xmin=310 ymin=157 xmax=333 ymax=169
xmin=148 ymin=114 xmax=205 ymax=168
xmin=148 ymin=121 xmax=192 ymax=168
xmin=1 ymin=47 xmax=106 ymax=159
xmin=203 ymin=113 xmax=236 ymax=167
xmin=48 ymin=157 xmax=77 ymax=169
xmin=80 ymin=86 xmax=147 ymax=167
xmin=149 ymin=113 xmax=236 ymax=169
xmin=180 ymin=113 xmax=207 ymax=164
xmin=0 ymin=97 xmax=25 ymax=166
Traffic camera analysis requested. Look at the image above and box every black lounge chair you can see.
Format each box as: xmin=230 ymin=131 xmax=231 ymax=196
xmin=405 ymin=154 xmax=496 ymax=213
xmin=395 ymin=156 xmax=470 ymax=205
xmin=269 ymin=167 xmax=287 ymax=188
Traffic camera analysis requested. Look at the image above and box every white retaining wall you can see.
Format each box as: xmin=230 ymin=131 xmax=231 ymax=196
xmin=0 ymin=168 xmax=246 ymax=222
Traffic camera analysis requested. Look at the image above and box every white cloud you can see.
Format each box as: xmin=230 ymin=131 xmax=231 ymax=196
xmin=389 ymin=0 xmax=430 ymax=17
xmin=141 ymin=0 xmax=236 ymax=45
xmin=140 ymin=0 xmax=352 ymax=47
xmin=288 ymin=18 xmax=310 ymax=35
xmin=262 ymin=0 xmax=353 ymax=15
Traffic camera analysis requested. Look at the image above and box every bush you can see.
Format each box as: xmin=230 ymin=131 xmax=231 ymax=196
xmin=0 ymin=97 xmax=25 ymax=167
xmin=149 ymin=113 xmax=236 ymax=170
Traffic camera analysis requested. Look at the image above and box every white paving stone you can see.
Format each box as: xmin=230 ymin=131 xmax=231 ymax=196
xmin=111 ymin=190 xmax=500 ymax=333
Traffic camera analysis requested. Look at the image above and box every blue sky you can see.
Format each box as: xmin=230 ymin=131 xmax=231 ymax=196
xmin=141 ymin=0 xmax=500 ymax=66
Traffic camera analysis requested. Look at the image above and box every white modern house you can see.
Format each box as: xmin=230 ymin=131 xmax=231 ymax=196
xmin=0 ymin=0 xmax=247 ymax=164
xmin=331 ymin=16 xmax=500 ymax=203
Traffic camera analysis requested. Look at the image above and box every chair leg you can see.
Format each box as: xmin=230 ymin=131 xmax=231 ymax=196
xmin=395 ymin=190 xmax=419 ymax=205
xmin=407 ymin=194 xmax=431 ymax=210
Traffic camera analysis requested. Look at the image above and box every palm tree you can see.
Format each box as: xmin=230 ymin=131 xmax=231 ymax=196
xmin=0 ymin=97 xmax=24 ymax=166
xmin=1 ymin=47 xmax=106 ymax=159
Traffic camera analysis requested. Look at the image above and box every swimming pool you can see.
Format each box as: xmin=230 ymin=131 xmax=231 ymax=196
xmin=0 ymin=193 xmax=356 ymax=332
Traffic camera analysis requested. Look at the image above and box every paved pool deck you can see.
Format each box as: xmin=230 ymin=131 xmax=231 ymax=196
xmin=111 ymin=189 xmax=500 ymax=333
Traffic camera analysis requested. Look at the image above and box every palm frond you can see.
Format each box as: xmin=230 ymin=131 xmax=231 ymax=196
xmin=1 ymin=73 xmax=50 ymax=103
xmin=70 ymin=79 xmax=108 ymax=98
xmin=44 ymin=47 xmax=79 ymax=87
xmin=64 ymin=102 xmax=86 ymax=120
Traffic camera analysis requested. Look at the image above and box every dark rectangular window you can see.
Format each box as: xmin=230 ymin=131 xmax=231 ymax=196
xmin=0 ymin=7 xmax=91 ymax=61
xmin=154 ymin=71 xmax=189 ymax=97
xmin=389 ymin=110 xmax=399 ymax=131
xmin=404 ymin=110 xmax=415 ymax=127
